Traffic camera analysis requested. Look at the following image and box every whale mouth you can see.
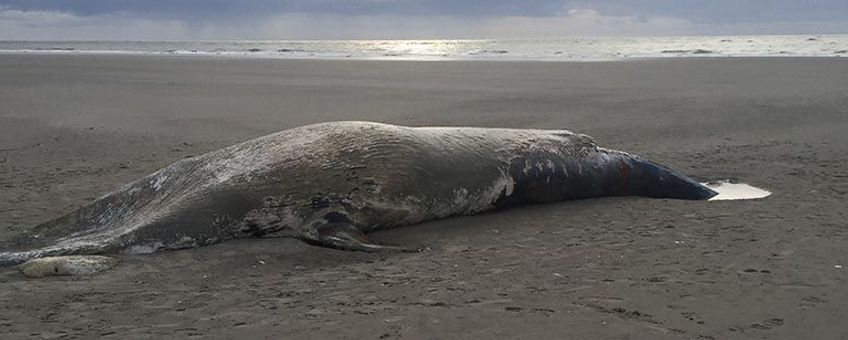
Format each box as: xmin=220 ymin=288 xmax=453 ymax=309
xmin=702 ymin=180 xmax=771 ymax=201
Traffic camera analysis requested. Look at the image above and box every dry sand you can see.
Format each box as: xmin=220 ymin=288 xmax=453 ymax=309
xmin=1 ymin=55 xmax=847 ymax=339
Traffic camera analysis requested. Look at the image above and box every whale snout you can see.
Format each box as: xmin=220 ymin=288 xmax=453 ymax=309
xmin=653 ymin=173 xmax=718 ymax=200
xmin=629 ymin=158 xmax=717 ymax=200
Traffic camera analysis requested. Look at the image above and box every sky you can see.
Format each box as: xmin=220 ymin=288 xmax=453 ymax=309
xmin=1 ymin=0 xmax=847 ymax=40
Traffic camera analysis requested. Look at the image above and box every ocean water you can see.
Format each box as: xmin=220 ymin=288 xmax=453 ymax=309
xmin=1 ymin=35 xmax=846 ymax=61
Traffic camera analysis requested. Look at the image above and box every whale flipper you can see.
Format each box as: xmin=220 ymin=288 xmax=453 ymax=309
xmin=306 ymin=222 xmax=419 ymax=252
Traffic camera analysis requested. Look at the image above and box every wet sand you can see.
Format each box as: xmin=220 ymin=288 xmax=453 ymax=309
xmin=1 ymin=55 xmax=847 ymax=339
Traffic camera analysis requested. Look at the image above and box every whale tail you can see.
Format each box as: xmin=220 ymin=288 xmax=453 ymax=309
xmin=614 ymin=152 xmax=717 ymax=200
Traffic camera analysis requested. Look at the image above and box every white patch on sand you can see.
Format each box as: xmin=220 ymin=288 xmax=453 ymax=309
xmin=704 ymin=181 xmax=771 ymax=201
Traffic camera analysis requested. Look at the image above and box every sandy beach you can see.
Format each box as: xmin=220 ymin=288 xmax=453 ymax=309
xmin=1 ymin=55 xmax=847 ymax=339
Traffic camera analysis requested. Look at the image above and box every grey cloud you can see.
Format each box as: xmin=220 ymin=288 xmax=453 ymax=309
xmin=1 ymin=0 xmax=846 ymax=40
xmin=2 ymin=0 xmax=847 ymax=23
xmin=0 ymin=0 xmax=566 ymax=20
xmin=566 ymin=0 xmax=848 ymax=24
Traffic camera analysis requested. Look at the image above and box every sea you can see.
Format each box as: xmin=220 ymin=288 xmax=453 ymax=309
xmin=1 ymin=34 xmax=846 ymax=61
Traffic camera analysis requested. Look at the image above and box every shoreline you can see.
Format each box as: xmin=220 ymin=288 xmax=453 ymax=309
xmin=2 ymin=34 xmax=846 ymax=62
xmin=2 ymin=49 xmax=846 ymax=62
